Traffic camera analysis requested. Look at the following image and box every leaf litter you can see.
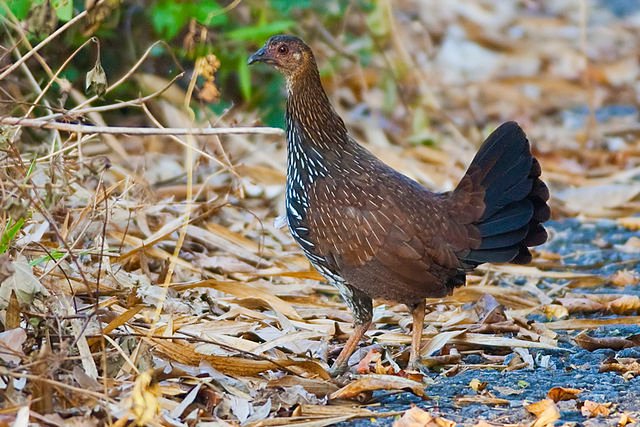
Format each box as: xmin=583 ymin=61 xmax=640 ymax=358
xmin=1 ymin=0 xmax=640 ymax=426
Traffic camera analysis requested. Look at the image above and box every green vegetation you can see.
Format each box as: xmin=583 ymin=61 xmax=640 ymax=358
xmin=1 ymin=0 xmax=374 ymax=127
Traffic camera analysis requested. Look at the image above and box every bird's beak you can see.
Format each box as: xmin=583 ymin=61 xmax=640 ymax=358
xmin=248 ymin=46 xmax=267 ymax=65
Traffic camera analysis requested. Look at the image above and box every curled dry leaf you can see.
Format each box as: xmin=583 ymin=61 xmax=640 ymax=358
xmin=469 ymin=378 xmax=487 ymax=393
xmin=580 ymin=400 xmax=612 ymax=417
xmin=555 ymin=297 xmax=605 ymax=314
xmin=610 ymin=270 xmax=640 ymax=287
xmin=329 ymin=374 xmax=426 ymax=401
xmin=392 ymin=406 xmax=455 ymax=427
xmin=525 ymin=399 xmax=560 ymax=427
xmin=600 ymin=357 xmax=640 ymax=378
xmin=540 ymin=304 xmax=569 ymax=320
xmin=129 ymin=370 xmax=161 ymax=426
xmin=618 ymin=412 xmax=637 ymax=426
xmin=547 ymin=386 xmax=582 ymax=402
xmin=356 ymin=348 xmax=382 ymax=374
xmin=575 ymin=331 xmax=640 ymax=351
xmin=607 ymin=295 xmax=640 ymax=314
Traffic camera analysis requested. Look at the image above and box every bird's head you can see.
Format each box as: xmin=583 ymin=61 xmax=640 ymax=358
xmin=248 ymin=35 xmax=316 ymax=81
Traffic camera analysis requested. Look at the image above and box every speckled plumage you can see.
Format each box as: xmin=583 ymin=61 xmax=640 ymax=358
xmin=249 ymin=35 xmax=550 ymax=374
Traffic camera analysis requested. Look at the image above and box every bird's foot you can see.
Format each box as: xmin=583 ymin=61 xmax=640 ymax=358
xmin=406 ymin=358 xmax=423 ymax=372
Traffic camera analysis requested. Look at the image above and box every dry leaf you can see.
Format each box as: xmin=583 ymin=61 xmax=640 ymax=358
xmin=610 ymin=270 xmax=640 ymax=287
xmin=356 ymin=348 xmax=382 ymax=374
xmin=129 ymin=371 xmax=161 ymax=426
xmin=575 ymin=331 xmax=640 ymax=351
xmin=600 ymin=357 xmax=640 ymax=378
xmin=607 ymin=295 xmax=640 ymax=314
xmin=547 ymin=386 xmax=582 ymax=402
xmin=618 ymin=216 xmax=640 ymax=231
xmin=455 ymin=395 xmax=509 ymax=406
xmin=555 ymin=297 xmax=604 ymax=314
xmin=0 ymin=328 xmax=26 ymax=365
xmin=267 ymin=375 xmax=339 ymax=397
xmin=469 ymin=378 xmax=487 ymax=393
xmin=393 ymin=406 xmax=455 ymax=427
xmin=580 ymin=400 xmax=612 ymax=417
xmin=618 ymin=412 xmax=637 ymax=426
xmin=541 ymin=304 xmax=569 ymax=320
xmin=420 ymin=330 xmax=465 ymax=357
xmin=329 ymin=374 xmax=426 ymax=401
xmin=525 ymin=399 xmax=560 ymax=427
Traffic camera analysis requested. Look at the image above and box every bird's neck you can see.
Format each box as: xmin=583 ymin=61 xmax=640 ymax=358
xmin=285 ymin=68 xmax=350 ymax=153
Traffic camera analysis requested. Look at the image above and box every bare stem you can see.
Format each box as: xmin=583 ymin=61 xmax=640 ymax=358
xmin=0 ymin=116 xmax=285 ymax=136
xmin=0 ymin=3 xmax=102 ymax=81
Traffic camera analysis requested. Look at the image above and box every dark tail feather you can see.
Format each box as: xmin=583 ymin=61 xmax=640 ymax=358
xmin=458 ymin=122 xmax=550 ymax=266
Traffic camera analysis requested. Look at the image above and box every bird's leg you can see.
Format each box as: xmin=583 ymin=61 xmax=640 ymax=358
xmin=407 ymin=299 xmax=426 ymax=371
xmin=329 ymin=319 xmax=371 ymax=376
xmin=329 ymin=285 xmax=373 ymax=376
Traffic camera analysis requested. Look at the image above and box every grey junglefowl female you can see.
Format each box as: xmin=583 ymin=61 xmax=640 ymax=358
xmin=248 ymin=35 xmax=550 ymax=375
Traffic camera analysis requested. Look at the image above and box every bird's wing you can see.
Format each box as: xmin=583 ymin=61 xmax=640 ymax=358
xmin=306 ymin=170 xmax=469 ymax=285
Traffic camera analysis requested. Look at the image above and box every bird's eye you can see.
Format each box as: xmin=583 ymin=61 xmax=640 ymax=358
xmin=277 ymin=45 xmax=289 ymax=54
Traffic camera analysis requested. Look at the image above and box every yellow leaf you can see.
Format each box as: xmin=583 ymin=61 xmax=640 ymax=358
xmin=469 ymin=378 xmax=487 ymax=393
xmin=547 ymin=386 xmax=582 ymax=402
xmin=393 ymin=407 xmax=455 ymax=427
xmin=581 ymin=400 xmax=612 ymax=418
xmin=525 ymin=399 xmax=560 ymax=427
xmin=607 ymin=295 xmax=640 ymax=314
xmin=130 ymin=371 xmax=161 ymax=426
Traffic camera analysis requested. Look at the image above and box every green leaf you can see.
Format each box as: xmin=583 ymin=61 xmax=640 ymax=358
xmin=51 ymin=0 xmax=72 ymax=21
xmin=238 ymin=54 xmax=251 ymax=100
xmin=0 ymin=218 xmax=25 ymax=254
xmin=269 ymin=0 xmax=311 ymax=14
xmin=150 ymin=0 xmax=190 ymax=40
xmin=193 ymin=1 xmax=227 ymax=27
xmin=30 ymin=249 xmax=65 ymax=266
xmin=25 ymin=158 xmax=36 ymax=178
xmin=227 ymin=20 xmax=295 ymax=42
xmin=1 ymin=0 xmax=32 ymax=19
xmin=150 ymin=0 xmax=227 ymax=40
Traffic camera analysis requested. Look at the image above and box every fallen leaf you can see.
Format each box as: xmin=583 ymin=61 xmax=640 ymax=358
xmin=525 ymin=399 xmax=560 ymax=427
xmin=555 ymin=297 xmax=605 ymax=314
xmin=618 ymin=412 xmax=637 ymax=426
xmin=0 ymin=328 xmax=26 ymax=364
xmin=329 ymin=374 xmax=426 ymax=401
xmin=580 ymin=400 xmax=612 ymax=417
xmin=547 ymin=386 xmax=582 ymax=402
xmin=546 ymin=316 xmax=640 ymax=330
xmin=356 ymin=348 xmax=382 ymax=374
xmin=541 ymin=304 xmax=569 ymax=320
xmin=610 ymin=270 xmax=640 ymax=287
xmin=393 ymin=406 xmax=455 ymax=427
xmin=469 ymin=378 xmax=487 ymax=393
xmin=455 ymin=395 xmax=509 ymax=406
xmin=618 ymin=216 xmax=640 ymax=231
xmin=267 ymin=375 xmax=339 ymax=397
xmin=607 ymin=295 xmax=640 ymax=314
xmin=600 ymin=357 xmax=640 ymax=378
xmin=129 ymin=370 xmax=161 ymax=425
xmin=420 ymin=330 xmax=466 ymax=357
xmin=575 ymin=332 xmax=640 ymax=351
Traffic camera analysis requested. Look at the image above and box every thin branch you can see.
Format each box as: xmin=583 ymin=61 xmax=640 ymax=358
xmin=0 ymin=3 xmax=103 ymax=81
xmin=37 ymin=72 xmax=185 ymax=121
xmin=0 ymin=117 xmax=285 ymax=136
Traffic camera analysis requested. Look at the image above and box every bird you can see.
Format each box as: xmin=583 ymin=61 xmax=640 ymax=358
xmin=248 ymin=35 xmax=550 ymax=375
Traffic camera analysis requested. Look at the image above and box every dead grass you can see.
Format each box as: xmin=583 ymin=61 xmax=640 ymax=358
xmin=1 ymin=1 xmax=640 ymax=425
